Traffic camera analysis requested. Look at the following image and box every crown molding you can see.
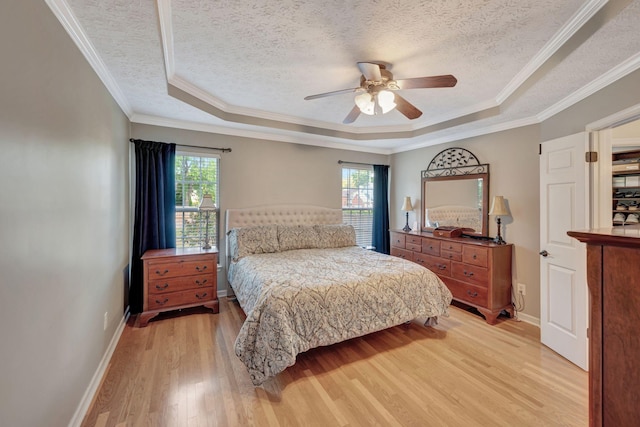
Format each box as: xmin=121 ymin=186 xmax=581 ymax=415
xmin=586 ymin=102 xmax=640 ymax=131
xmin=130 ymin=114 xmax=393 ymax=155
xmin=539 ymin=51 xmax=640 ymax=121
xmin=391 ymin=116 xmax=541 ymax=154
xmin=496 ymin=0 xmax=608 ymax=104
xmin=45 ymin=0 xmax=132 ymax=117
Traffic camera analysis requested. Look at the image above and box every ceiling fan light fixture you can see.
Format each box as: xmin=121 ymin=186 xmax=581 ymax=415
xmin=378 ymin=90 xmax=396 ymax=114
xmin=355 ymin=92 xmax=375 ymax=115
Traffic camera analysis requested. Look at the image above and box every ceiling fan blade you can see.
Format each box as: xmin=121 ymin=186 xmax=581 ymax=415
xmin=357 ymin=62 xmax=382 ymax=82
xmin=304 ymin=87 xmax=360 ymax=100
xmin=394 ymin=94 xmax=423 ymax=120
xmin=395 ymin=74 xmax=457 ymax=90
xmin=343 ymin=105 xmax=361 ymax=124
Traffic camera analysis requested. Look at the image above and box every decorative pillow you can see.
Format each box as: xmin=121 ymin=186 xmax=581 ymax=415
xmin=228 ymin=225 xmax=279 ymax=261
xmin=277 ymin=225 xmax=321 ymax=251
xmin=314 ymin=224 xmax=357 ymax=248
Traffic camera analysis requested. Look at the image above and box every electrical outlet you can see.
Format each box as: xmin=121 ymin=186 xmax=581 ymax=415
xmin=517 ymin=283 xmax=526 ymax=296
xmin=103 ymin=312 xmax=108 ymax=331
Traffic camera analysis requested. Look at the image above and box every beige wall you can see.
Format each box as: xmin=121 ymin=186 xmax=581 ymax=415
xmin=131 ymin=123 xmax=390 ymax=291
xmin=0 ymin=1 xmax=130 ymax=426
xmin=391 ymin=126 xmax=542 ymax=319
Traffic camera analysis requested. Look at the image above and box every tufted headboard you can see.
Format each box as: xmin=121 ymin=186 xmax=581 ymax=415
xmin=425 ymin=205 xmax=482 ymax=232
xmin=225 ymin=204 xmax=343 ymax=232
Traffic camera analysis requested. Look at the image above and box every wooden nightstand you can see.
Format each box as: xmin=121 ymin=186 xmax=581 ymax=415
xmin=139 ymin=247 xmax=219 ymax=327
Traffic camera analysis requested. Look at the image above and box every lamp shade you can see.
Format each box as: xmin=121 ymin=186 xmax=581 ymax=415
xmin=198 ymin=194 xmax=216 ymax=211
xmin=489 ymin=196 xmax=509 ymax=216
xmin=401 ymin=196 xmax=413 ymax=212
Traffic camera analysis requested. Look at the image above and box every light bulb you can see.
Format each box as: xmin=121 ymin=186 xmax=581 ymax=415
xmin=378 ymin=90 xmax=396 ymax=114
xmin=355 ymin=92 xmax=375 ymax=115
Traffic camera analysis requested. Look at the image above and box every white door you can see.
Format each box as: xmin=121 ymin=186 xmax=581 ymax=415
xmin=539 ymin=133 xmax=589 ymax=370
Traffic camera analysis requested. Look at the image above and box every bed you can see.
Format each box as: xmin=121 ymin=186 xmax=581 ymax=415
xmin=225 ymin=205 xmax=453 ymax=386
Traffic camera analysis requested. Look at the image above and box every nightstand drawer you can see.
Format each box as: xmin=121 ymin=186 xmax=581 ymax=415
xmin=148 ymin=258 xmax=215 ymax=280
xmin=148 ymin=273 xmax=215 ymax=294
xmin=147 ymin=286 xmax=215 ymax=310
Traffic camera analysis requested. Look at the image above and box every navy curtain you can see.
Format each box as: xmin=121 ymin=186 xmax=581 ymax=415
xmin=130 ymin=139 xmax=176 ymax=314
xmin=372 ymin=164 xmax=390 ymax=254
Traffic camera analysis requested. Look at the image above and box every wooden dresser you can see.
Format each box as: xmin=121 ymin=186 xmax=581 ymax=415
xmin=139 ymin=247 xmax=219 ymax=327
xmin=568 ymin=227 xmax=640 ymax=426
xmin=391 ymin=230 xmax=512 ymax=324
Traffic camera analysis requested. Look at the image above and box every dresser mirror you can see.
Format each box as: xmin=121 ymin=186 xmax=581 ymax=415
xmin=421 ymin=148 xmax=490 ymax=236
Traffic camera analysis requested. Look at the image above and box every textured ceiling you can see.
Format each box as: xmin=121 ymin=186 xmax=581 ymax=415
xmin=52 ymin=0 xmax=640 ymax=153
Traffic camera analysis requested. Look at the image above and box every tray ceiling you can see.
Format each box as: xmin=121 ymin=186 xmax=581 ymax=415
xmin=50 ymin=0 xmax=640 ymax=153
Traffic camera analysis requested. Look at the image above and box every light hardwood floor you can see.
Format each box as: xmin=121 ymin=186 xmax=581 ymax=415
xmin=82 ymin=299 xmax=588 ymax=426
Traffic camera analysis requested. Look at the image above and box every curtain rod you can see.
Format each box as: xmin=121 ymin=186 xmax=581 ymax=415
xmin=338 ymin=160 xmax=389 ymax=167
xmin=129 ymin=138 xmax=232 ymax=153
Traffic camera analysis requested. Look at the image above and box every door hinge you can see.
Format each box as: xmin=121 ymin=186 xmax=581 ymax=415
xmin=585 ymin=151 xmax=598 ymax=163
xmin=539 ymin=144 xmax=542 ymax=155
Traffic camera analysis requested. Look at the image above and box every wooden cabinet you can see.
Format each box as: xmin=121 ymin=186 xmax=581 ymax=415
xmin=139 ymin=247 xmax=219 ymax=327
xmin=391 ymin=230 xmax=512 ymax=325
xmin=568 ymin=228 xmax=640 ymax=426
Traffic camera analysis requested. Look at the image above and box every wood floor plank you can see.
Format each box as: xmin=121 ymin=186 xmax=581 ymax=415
xmin=81 ymin=299 xmax=587 ymax=426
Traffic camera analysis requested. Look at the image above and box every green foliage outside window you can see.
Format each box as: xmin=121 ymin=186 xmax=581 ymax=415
xmin=175 ymin=154 xmax=219 ymax=248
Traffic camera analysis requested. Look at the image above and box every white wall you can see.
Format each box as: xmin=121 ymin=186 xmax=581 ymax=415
xmin=0 ymin=1 xmax=130 ymax=426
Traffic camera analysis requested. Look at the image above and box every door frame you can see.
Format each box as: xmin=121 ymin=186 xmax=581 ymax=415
xmin=587 ymin=103 xmax=640 ymax=228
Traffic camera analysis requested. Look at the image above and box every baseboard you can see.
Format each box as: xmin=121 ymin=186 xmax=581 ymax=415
xmin=515 ymin=311 xmax=540 ymax=327
xmin=68 ymin=308 xmax=130 ymax=427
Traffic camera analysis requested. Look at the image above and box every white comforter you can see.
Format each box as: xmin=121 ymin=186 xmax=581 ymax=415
xmin=228 ymin=246 xmax=452 ymax=385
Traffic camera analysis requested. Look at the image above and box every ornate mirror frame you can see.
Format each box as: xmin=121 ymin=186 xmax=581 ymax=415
xmin=421 ymin=148 xmax=490 ymax=236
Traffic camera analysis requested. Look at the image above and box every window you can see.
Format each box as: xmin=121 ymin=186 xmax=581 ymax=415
xmin=175 ymin=152 xmax=219 ymax=249
xmin=341 ymin=166 xmax=374 ymax=247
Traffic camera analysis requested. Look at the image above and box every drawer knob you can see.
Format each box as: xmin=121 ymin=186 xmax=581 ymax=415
xmin=429 ymin=246 xmax=433 ymax=250
xmin=449 ymin=254 xmax=453 ymax=259
xmin=196 ymin=292 xmax=208 ymax=300
xmin=466 ymin=290 xmax=478 ymax=298
xmin=155 ymin=298 xmax=169 ymax=306
xmin=195 ymin=279 xmax=208 ymax=286
xmin=472 ymin=254 xmax=477 ymax=259
xmin=155 ymin=283 xmax=169 ymax=290
xmin=155 ymin=269 xmax=169 ymax=276
xmin=438 ymin=264 xmax=446 ymax=270
xmin=463 ymin=271 xmax=474 ymax=277
xmin=195 ymin=265 xmax=208 ymax=272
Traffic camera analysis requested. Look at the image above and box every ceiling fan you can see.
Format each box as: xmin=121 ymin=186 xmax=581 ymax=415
xmin=304 ymin=62 xmax=457 ymax=124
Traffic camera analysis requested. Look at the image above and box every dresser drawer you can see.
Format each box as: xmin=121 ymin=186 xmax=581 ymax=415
xmin=451 ymin=262 xmax=489 ymax=288
xmin=148 ymin=257 xmax=215 ymax=280
xmin=462 ymin=246 xmax=488 ymax=267
xmin=406 ymin=242 xmax=422 ymax=252
xmin=446 ymin=279 xmax=488 ymax=307
xmin=391 ymin=232 xmax=406 ymax=249
xmin=147 ymin=286 xmax=215 ymax=310
xmin=406 ymin=234 xmax=422 ymax=245
xmin=148 ymin=273 xmax=215 ymax=294
xmin=441 ymin=250 xmax=462 ymax=262
xmin=391 ymin=247 xmax=413 ymax=261
xmin=414 ymin=253 xmax=450 ymax=276
xmin=422 ymin=238 xmax=441 ymax=256
xmin=441 ymin=241 xmax=462 ymax=253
